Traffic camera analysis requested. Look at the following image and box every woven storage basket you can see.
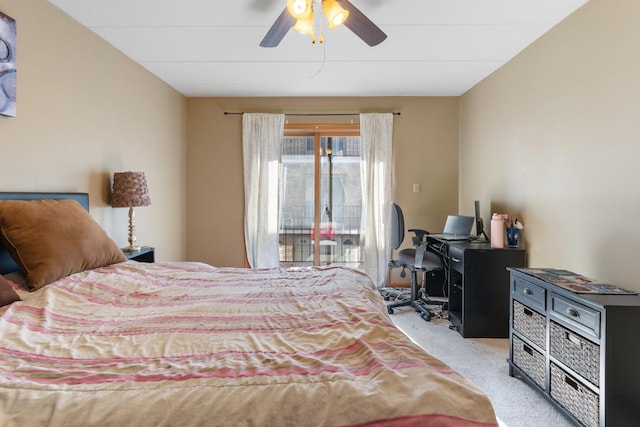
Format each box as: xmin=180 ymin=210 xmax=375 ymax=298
xmin=550 ymin=321 xmax=600 ymax=387
xmin=512 ymin=335 xmax=545 ymax=389
xmin=550 ymin=363 xmax=599 ymax=427
xmin=513 ymin=300 xmax=546 ymax=348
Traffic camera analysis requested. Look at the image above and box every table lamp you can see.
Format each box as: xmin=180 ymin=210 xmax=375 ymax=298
xmin=111 ymin=171 xmax=151 ymax=252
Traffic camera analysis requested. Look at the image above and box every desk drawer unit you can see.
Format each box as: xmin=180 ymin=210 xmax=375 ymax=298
xmin=441 ymin=243 xmax=526 ymax=338
xmin=448 ymin=246 xmax=464 ymax=273
xmin=507 ymin=268 xmax=640 ymax=426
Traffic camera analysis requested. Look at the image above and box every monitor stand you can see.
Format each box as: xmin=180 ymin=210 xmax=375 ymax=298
xmin=471 ymin=231 xmax=489 ymax=243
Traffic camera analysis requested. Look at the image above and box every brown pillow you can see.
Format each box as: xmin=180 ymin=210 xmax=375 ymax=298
xmin=0 ymin=199 xmax=126 ymax=289
xmin=0 ymin=275 xmax=20 ymax=306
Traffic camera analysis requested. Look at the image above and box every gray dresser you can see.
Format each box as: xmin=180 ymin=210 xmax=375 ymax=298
xmin=507 ymin=268 xmax=640 ymax=426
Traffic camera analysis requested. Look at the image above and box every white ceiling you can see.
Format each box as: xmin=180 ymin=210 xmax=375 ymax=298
xmin=47 ymin=0 xmax=588 ymax=97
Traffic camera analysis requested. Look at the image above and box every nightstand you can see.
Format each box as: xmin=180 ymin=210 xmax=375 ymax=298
xmin=123 ymin=246 xmax=155 ymax=263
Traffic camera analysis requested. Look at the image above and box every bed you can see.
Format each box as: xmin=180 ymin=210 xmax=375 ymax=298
xmin=0 ymin=192 xmax=498 ymax=426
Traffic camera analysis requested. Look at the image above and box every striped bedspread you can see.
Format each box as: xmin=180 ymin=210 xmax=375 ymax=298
xmin=0 ymin=261 xmax=498 ymax=426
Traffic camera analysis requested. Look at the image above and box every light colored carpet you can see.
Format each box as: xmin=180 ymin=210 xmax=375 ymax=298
xmin=389 ymin=308 xmax=574 ymax=427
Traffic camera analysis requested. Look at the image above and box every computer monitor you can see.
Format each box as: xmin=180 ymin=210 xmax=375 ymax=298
xmin=474 ymin=200 xmax=489 ymax=241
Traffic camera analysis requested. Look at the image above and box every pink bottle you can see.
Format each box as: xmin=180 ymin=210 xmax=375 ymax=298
xmin=490 ymin=213 xmax=505 ymax=248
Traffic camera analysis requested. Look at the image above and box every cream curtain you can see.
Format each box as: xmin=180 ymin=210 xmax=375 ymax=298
xmin=242 ymin=113 xmax=285 ymax=268
xmin=359 ymin=113 xmax=394 ymax=288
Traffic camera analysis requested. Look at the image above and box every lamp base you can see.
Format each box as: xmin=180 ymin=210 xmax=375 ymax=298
xmin=124 ymin=207 xmax=141 ymax=253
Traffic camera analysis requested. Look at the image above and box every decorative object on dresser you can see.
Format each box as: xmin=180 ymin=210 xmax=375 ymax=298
xmin=508 ymin=268 xmax=640 ymax=426
xmin=111 ymin=171 xmax=151 ymax=252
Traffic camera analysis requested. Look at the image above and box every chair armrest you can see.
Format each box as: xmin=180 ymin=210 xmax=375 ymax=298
xmin=408 ymin=228 xmax=430 ymax=244
xmin=414 ymin=240 xmax=426 ymax=268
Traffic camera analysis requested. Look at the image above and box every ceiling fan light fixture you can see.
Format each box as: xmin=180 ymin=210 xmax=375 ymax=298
xmin=293 ymin=11 xmax=316 ymax=37
xmin=260 ymin=0 xmax=386 ymax=48
xmin=287 ymin=0 xmax=312 ymax=20
xmin=322 ymin=0 xmax=349 ymax=29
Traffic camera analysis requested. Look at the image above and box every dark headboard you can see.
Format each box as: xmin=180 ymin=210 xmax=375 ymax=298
xmin=0 ymin=192 xmax=90 ymax=275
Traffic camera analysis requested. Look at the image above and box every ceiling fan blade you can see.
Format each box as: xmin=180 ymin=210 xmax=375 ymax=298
xmin=249 ymin=0 xmax=281 ymax=12
xmin=336 ymin=0 xmax=387 ymax=47
xmin=260 ymin=7 xmax=296 ymax=48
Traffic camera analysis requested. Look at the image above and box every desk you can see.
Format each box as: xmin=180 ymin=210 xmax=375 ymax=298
xmin=428 ymin=237 xmax=526 ymax=338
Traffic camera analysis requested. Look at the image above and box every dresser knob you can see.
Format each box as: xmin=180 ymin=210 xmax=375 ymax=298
xmin=566 ymin=308 xmax=579 ymax=318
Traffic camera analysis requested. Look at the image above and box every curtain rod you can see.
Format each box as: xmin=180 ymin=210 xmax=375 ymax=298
xmin=224 ymin=112 xmax=400 ymax=117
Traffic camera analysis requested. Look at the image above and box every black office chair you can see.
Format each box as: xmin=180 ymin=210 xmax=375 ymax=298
xmin=384 ymin=203 xmax=445 ymax=321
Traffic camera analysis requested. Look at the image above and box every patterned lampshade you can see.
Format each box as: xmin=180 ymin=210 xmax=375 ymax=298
xmin=111 ymin=172 xmax=151 ymax=208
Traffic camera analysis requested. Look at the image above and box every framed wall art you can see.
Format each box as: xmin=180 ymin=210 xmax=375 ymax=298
xmin=0 ymin=11 xmax=16 ymax=117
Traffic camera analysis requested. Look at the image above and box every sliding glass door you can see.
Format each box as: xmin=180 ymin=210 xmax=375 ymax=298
xmin=279 ymin=125 xmax=363 ymax=269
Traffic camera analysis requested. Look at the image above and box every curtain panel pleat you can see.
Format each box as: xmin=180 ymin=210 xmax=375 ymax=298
xmin=360 ymin=113 xmax=394 ymax=288
xmin=242 ymin=113 xmax=285 ymax=268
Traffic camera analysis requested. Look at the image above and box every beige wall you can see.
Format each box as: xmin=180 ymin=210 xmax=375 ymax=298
xmin=459 ymin=0 xmax=640 ymax=291
xmin=0 ymin=0 xmax=187 ymax=261
xmin=187 ymin=97 xmax=459 ymax=270
xmin=10 ymin=0 xmax=633 ymax=294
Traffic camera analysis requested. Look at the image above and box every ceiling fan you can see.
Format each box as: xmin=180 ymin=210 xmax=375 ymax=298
xmin=260 ymin=0 xmax=387 ymax=47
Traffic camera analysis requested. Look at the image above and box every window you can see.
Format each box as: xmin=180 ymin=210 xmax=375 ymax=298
xmin=279 ymin=124 xmax=364 ymax=269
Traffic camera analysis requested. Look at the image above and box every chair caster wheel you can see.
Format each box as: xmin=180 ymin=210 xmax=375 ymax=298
xmin=421 ymin=314 xmax=432 ymax=321
xmin=387 ymin=307 xmax=394 ymax=314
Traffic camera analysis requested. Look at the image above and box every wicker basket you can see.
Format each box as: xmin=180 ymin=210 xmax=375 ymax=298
xmin=550 ymin=363 xmax=600 ymax=427
xmin=512 ymin=335 xmax=545 ymax=389
xmin=550 ymin=321 xmax=600 ymax=387
xmin=513 ymin=300 xmax=546 ymax=348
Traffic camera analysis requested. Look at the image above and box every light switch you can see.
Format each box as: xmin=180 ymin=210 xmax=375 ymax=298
xmin=413 ymin=184 xmax=420 ymax=193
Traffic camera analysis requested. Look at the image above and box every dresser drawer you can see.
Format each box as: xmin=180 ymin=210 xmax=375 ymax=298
xmin=512 ymin=300 xmax=546 ymax=349
xmin=512 ymin=276 xmax=546 ymax=312
xmin=550 ymin=363 xmax=600 ymax=427
xmin=512 ymin=335 xmax=546 ymax=389
xmin=551 ymin=294 xmax=601 ymax=339
xmin=549 ymin=321 xmax=600 ymax=387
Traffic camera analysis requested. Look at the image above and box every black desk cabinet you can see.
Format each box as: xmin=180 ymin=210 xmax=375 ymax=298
xmin=507 ymin=268 xmax=640 ymax=426
xmin=432 ymin=239 xmax=526 ymax=338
